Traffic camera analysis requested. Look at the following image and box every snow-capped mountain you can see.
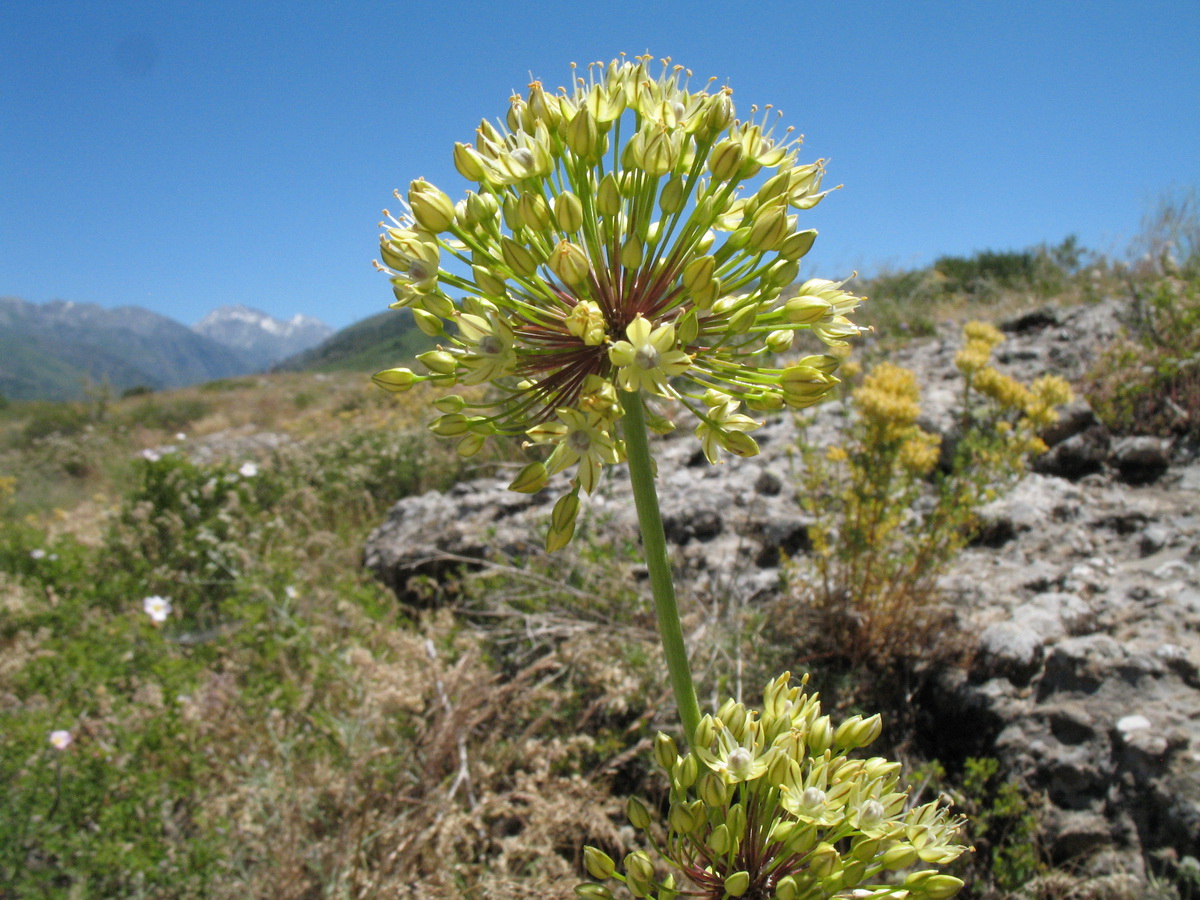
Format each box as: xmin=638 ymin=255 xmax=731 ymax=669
xmin=0 ymin=296 xmax=254 ymax=401
xmin=191 ymin=305 xmax=334 ymax=370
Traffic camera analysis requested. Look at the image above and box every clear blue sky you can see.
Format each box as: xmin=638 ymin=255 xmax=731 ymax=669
xmin=2 ymin=1 xmax=1197 ymax=330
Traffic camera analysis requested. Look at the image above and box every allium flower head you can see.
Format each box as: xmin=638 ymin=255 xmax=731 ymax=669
xmin=580 ymin=673 xmax=968 ymax=900
xmin=375 ymin=55 xmax=865 ymax=546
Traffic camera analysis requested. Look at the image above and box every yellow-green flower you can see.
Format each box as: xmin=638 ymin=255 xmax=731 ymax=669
xmin=608 ymin=316 xmax=693 ymax=395
xmin=373 ymin=54 xmax=864 ymax=545
xmin=534 ymin=407 xmax=622 ymax=495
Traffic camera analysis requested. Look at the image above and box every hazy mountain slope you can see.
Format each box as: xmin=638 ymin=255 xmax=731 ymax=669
xmin=0 ymin=297 xmax=254 ymax=401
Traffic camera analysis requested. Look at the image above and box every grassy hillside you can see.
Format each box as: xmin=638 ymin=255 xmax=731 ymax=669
xmin=276 ymin=308 xmax=433 ymax=374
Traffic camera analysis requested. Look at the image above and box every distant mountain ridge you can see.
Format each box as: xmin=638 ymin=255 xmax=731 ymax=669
xmin=192 ymin=305 xmax=333 ymax=371
xmin=0 ymin=297 xmax=333 ymax=402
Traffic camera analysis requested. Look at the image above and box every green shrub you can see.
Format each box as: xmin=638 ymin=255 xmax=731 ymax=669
xmin=19 ymin=401 xmax=92 ymax=442
xmin=122 ymin=396 xmax=213 ymax=432
xmin=1084 ymin=272 xmax=1200 ymax=440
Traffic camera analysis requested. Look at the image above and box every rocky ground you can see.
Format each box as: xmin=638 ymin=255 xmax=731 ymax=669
xmin=363 ymin=297 xmax=1199 ymax=883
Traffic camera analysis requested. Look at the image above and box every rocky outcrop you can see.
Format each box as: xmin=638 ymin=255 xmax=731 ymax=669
xmin=363 ymin=297 xmax=1199 ymax=876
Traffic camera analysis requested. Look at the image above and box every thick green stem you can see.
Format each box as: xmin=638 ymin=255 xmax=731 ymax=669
xmin=621 ymin=391 xmax=702 ymax=744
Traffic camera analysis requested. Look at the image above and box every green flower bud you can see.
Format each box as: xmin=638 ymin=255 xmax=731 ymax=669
xmin=796 ymin=354 xmax=842 ymax=375
xmin=626 ymin=796 xmax=651 ymax=830
xmin=835 ymin=713 xmax=883 ymax=749
xmin=423 ymin=292 xmax=456 ymax=319
xmin=786 ymin=822 xmax=819 ymax=855
xmin=756 ymin=169 xmax=792 ymax=204
xmin=728 ymin=302 xmax=759 ymax=335
xmin=502 ymin=193 xmax=522 ymax=230
xmin=697 ymin=770 xmax=728 ymax=808
xmin=668 ymin=802 xmax=693 ymax=835
xmin=748 ymin=204 xmax=789 ymax=253
xmin=624 ymin=851 xmax=654 ymax=884
xmin=768 ymin=819 xmax=796 ymax=846
xmin=584 ymin=846 xmax=616 ymax=880
xmin=417 ymin=350 xmax=458 ymax=375
xmin=723 ymin=431 xmax=760 ymax=458
xmin=453 ymin=142 xmax=488 ymax=181
xmin=905 ymin=872 xmax=965 ymax=900
xmin=707 ymin=822 xmax=731 ymax=855
xmin=810 ymin=842 xmax=840 ymax=878
xmin=693 ymin=277 xmax=721 ymax=310
xmin=784 ymin=296 xmax=831 ymax=325
xmin=371 ymin=367 xmax=417 ymax=392
xmin=726 ymin=801 xmax=747 ymax=840
xmin=767 ymin=749 xmax=799 ymax=788
xmin=507 ymin=95 xmax=533 ymax=132
xmin=466 ymin=190 xmax=499 ymax=224
xmin=653 ymin=732 xmax=678 ymax=771
xmin=881 ymin=843 xmax=919 ymax=870
xmin=808 ymin=715 xmax=834 ymax=754
xmin=724 ymin=871 xmax=751 ymax=898
xmin=766 ymin=258 xmax=800 ymax=289
xmin=682 ymin=255 xmax=715 ymax=294
xmin=508 ymin=461 xmax=549 ymax=494
xmin=519 ymin=191 xmax=552 ymax=232
xmin=470 ymin=265 xmax=507 ymax=298
xmin=429 ymin=413 xmax=470 ymax=437
xmin=746 ymin=391 xmax=784 ymax=412
xmin=696 ymin=228 xmax=716 ymax=254
xmin=549 ymin=239 xmax=591 ymax=286
xmin=851 ymin=837 xmax=882 ymax=862
xmin=546 ymin=491 xmax=580 ymax=552
xmin=645 ymin=411 xmax=676 ymax=434
xmin=660 ymin=174 xmax=686 ymax=214
xmin=775 ymin=875 xmax=799 ymax=900
xmin=554 ymin=191 xmax=584 ymax=233
xmin=841 ymin=859 xmax=868 ymax=889
xmin=500 ymin=237 xmax=540 ymax=277
xmin=620 ymin=236 xmax=644 ymax=269
xmin=766 ymin=329 xmax=795 ymax=354
xmin=704 ymin=90 xmax=735 ymax=135
xmin=709 ymin=138 xmax=744 ymax=182
xmin=780 ymin=228 xmax=818 ymax=261
xmin=597 ymin=173 xmax=621 ymax=217
xmin=675 ymin=753 xmax=699 ymax=790
xmin=694 ymin=714 xmax=717 ymax=749
xmin=433 ymin=394 xmax=465 ymax=413
xmin=527 ymin=81 xmax=560 ymax=124
xmin=410 ymin=308 xmax=443 ymax=337
xmin=408 ymin=179 xmax=456 ymax=233
xmin=640 ymin=128 xmax=679 ymax=176
xmin=677 ymin=310 xmax=699 ymax=345
xmin=457 ymin=432 xmax=486 ymax=457
xmin=567 ymin=107 xmax=601 ymax=159
xmin=573 ymin=884 xmax=615 ymax=900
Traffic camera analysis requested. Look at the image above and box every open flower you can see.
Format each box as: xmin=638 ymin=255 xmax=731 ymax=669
xmin=49 ymin=730 xmax=73 ymax=750
xmin=374 ymin=54 xmax=864 ymax=548
xmin=608 ymin=316 xmax=693 ymax=395
xmin=143 ymin=595 xmax=172 ymax=624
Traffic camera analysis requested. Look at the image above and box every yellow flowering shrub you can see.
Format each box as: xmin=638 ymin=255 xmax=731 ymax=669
xmin=791 ymin=322 xmax=1073 ymax=670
